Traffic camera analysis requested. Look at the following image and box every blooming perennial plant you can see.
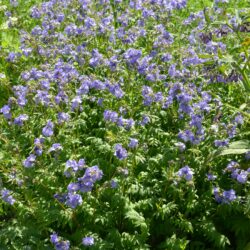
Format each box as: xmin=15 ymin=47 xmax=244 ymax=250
xmin=0 ymin=0 xmax=249 ymax=249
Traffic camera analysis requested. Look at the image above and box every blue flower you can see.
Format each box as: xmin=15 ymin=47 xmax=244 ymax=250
xmin=54 ymin=193 xmax=67 ymax=203
xmin=225 ymin=161 xmax=239 ymax=172
xmin=246 ymin=151 xmax=250 ymax=160
xmin=65 ymin=193 xmax=83 ymax=209
xmin=236 ymin=170 xmax=248 ymax=184
xmin=67 ymin=182 xmax=81 ymax=192
xmin=104 ymin=110 xmax=118 ymax=123
xmin=34 ymin=138 xmax=45 ymax=156
xmin=78 ymin=159 xmax=85 ymax=169
xmin=42 ymin=120 xmax=54 ymax=137
xmin=67 ymin=166 xmax=103 ymax=193
xmin=140 ymin=115 xmax=150 ymax=126
xmin=124 ymin=48 xmax=142 ymax=64
xmin=50 ymin=233 xmax=59 ymax=244
xmin=222 ymin=189 xmax=236 ymax=203
xmin=71 ymin=96 xmax=82 ymax=110
xmin=7 ymin=52 xmax=16 ymax=62
xmin=214 ymin=139 xmax=229 ymax=147
xmin=23 ymin=154 xmax=36 ymax=168
xmin=50 ymin=233 xmax=70 ymax=250
xmin=206 ymin=173 xmax=217 ymax=181
xmin=82 ymin=236 xmax=94 ymax=246
xmin=109 ymin=84 xmax=124 ymax=99
xmin=1 ymin=188 xmax=15 ymax=205
xmin=35 ymin=90 xmax=51 ymax=106
xmin=213 ymin=187 xmax=223 ymax=203
xmin=234 ymin=114 xmax=244 ymax=125
xmin=0 ymin=105 xmax=12 ymax=119
xmin=114 ymin=144 xmax=128 ymax=160
xmin=65 ymin=160 xmax=79 ymax=172
xmin=110 ymin=179 xmax=118 ymax=188
xmin=64 ymin=159 xmax=85 ymax=176
xmin=83 ymin=165 xmax=103 ymax=182
xmin=178 ymin=166 xmax=194 ymax=181
xmin=48 ymin=143 xmax=63 ymax=153
xmin=57 ymin=112 xmax=70 ymax=124
xmin=128 ymin=138 xmax=138 ymax=149
xmin=174 ymin=142 xmax=186 ymax=152
xmin=14 ymin=114 xmax=29 ymax=126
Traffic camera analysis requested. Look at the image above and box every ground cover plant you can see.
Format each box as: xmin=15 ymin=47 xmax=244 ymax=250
xmin=0 ymin=0 xmax=250 ymax=249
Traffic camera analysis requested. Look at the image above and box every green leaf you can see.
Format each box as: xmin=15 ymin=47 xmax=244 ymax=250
xmin=217 ymin=140 xmax=250 ymax=156
xmin=125 ymin=208 xmax=146 ymax=228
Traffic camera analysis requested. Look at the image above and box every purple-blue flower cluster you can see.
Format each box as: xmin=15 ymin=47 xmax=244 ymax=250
xmin=213 ymin=187 xmax=237 ymax=204
xmin=1 ymin=188 xmax=15 ymax=205
xmin=64 ymin=159 xmax=85 ymax=177
xmin=104 ymin=110 xmax=135 ymax=130
xmin=177 ymin=166 xmax=194 ymax=181
xmin=50 ymin=233 xmax=70 ymax=250
xmin=114 ymin=144 xmax=128 ymax=160
xmin=67 ymin=165 xmax=103 ymax=194
xmin=224 ymin=161 xmax=249 ymax=184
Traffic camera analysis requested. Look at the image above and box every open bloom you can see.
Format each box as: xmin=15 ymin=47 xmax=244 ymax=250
xmin=50 ymin=233 xmax=70 ymax=250
xmin=14 ymin=114 xmax=29 ymax=126
xmin=128 ymin=138 xmax=138 ymax=149
xmin=1 ymin=188 xmax=15 ymax=205
xmin=48 ymin=143 xmax=63 ymax=153
xmin=23 ymin=154 xmax=36 ymax=168
xmin=178 ymin=166 xmax=194 ymax=181
xmin=114 ymin=144 xmax=128 ymax=160
xmin=42 ymin=120 xmax=54 ymax=137
xmin=82 ymin=236 xmax=94 ymax=246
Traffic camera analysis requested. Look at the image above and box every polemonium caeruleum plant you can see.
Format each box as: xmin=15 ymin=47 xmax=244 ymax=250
xmin=0 ymin=0 xmax=250 ymax=249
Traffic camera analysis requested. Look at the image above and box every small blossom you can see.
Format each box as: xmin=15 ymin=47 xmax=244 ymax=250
xmin=14 ymin=114 xmax=29 ymax=126
xmin=65 ymin=160 xmax=78 ymax=172
xmin=214 ymin=139 xmax=229 ymax=147
xmin=65 ymin=193 xmax=83 ymax=209
xmin=206 ymin=173 xmax=217 ymax=181
xmin=82 ymin=236 xmax=94 ymax=246
xmin=245 ymin=151 xmax=250 ymax=160
xmin=174 ymin=142 xmax=186 ymax=152
xmin=128 ymin=138 xmax=138 ymax=149
xmin=57 ymin=112 xmax=70 ymax=124
xmin=234 ymin=114 xmax=244 ymax=125
xmin=83 ymin=165 xmax=103 ymax=182
xmin=48 ymin=143 xmax=63 ymax=153
xmin=222 ymin=189 xmax=236 ymax=203
xmin=1 ymin=188 xmax=15 ymax=205
xmin=54 ymin=193 xmax=67 ymax=203
xmin=42 ymin=120 xmax=54 ymax=137
xmin=23 ymin=154 xmax=36 ymax=168
xmin=118 ymin=167 xmax=129 ymax=177
xmin=34 ymin=137 xmax=45 ymax=156
xmin=213 ymin=187 xmax=223 ymax=203
xmin=50 ymin=233 xmax=59 ymax=244
xmin=50 ymin=233 xmax=70 ymax=250
xmin=178 ymin=166 xmax=194 ymax=181
xmin=0 ymin=105 xmax=12 ymax=119
xmin=140 ymin=115 xmax=150 ymax=126
xmin=225 ymin=161 xmax=239 ymax=172
xmin=110 ymin=179 xmax=118 ymax=188
xmin=114 ymin=144 xmax=128 ymax=160
xmin=236 ymin=170 xmax=248 ymax=184
xmin=64 ymin=159 xmax=85 ymax=176
xmin=78 ymin=159 xmax=85 ymax=169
